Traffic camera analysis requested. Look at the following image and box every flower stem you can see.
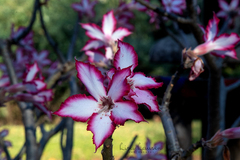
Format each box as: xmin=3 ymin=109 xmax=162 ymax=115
xmin=101 ymin=135 xmax=114 ymax=160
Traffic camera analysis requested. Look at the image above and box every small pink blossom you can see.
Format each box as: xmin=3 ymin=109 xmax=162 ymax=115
xmin=193 ymin=13 xmax=240 ymax=58
xmin=54 ymin=60 xmax=145 ymax=151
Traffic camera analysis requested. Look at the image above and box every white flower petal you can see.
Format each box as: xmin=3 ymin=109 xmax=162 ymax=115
xmin=111 ymin=101 xmax=145 ymax=125
xmin=102 ymin=10 xmax=116 ymax=36
xmin=87 ymin=113 xmax=116 ymax=151
xmin=54 ymin=94 xmax=99 ymax=122
xmin=113 ymin=40 xmax=138 ymax=71
xmin=107 ymin=67 xmax=131 ymax=101
xmin=75 ymin=60 xmax=107 ymax=100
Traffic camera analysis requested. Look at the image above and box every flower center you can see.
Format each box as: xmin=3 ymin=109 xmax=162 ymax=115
xmin=127 ymin=78 xmax=134 ymax=89
xmin=98 ymin=96 xmax=114 ymax=114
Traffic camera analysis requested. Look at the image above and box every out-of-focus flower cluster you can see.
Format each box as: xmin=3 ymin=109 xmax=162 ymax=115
xmin=0 ymin=25 xmax=57 ymax=118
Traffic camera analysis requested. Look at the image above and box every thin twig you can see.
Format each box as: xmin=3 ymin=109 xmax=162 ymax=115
xmin=67 ymin=16 xmax=80 ymax=61
xmin=10 ymin=0 xmax=39 ymax=44
xmin=39 ymin=6 xmax=65 ymax=64
xmin=158 ymin=65 xmax=184 ymax=159
xmin=119 ymin=135 xmax=138 ymax=160
xmin=180 ymin=140 xmax=202 ymax=159
xmin=159 ymin=17 xmax=185 ymax=49
xmin=13 ymin=143 xmax=26 ymax=160
xmin=135 ymin=0 xmax=193 ymax=24
xmin=37 ymin=119 xmax=66 ymax=159
xmin=226 ymin=79 xmax=240 ymax=92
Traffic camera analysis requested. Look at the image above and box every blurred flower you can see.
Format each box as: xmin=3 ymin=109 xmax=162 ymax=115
xmin=202 ymin=127 xmax=240 ymax=149
xmin=71 ymin=0 xmax=97 ymax=19
xmin=161 ymin=0 xmax=186 ymax=15
xmin=221 ymin=126 xmax=240 ymax=139
xmin=0 ymin=129 xmax=11 ymax=160
xmin=217 ymin=0 xmax=240 ymax=18
xmin=10 ymin=24 xmax=34 ymax=51
xmin=128 ymin=138 xmax=166 ymax=160
xmin=183 ymin=13 xmax=240 ymax=81
xmin=193 ymin=13 xmax=240 ymax=58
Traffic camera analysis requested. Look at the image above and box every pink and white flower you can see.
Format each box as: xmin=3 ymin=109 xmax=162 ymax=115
xmin=112 ymin=40 xmax=163 ymax=112
xmin=11 ymin=62 xmax=53 ymax=117
xmin=193 ymin=13 xmax=240 ymax=59
xmin=71 ymin=0 xmax=97 ymax=18
xmin=54 ymin=60 xmax=145 ymax=151
xmin=161 ymin=0 xmax=186 ymax=15
xmin=81 ymin=10 xmax=131 ymax=59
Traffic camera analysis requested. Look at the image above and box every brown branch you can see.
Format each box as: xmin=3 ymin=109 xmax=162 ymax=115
xmin=0 ymin=40 xmax=37 ymax=160
xmin=46 ymin=61 xmax=75 ymax=89
xmin=39 ymin=6 xmax=65 ymax=64
xmin=180 ymin=140 xmax=202 ymax=159
xmin=158 ymin=65 xmax=184 ymax=159
xmin=10 ymin=0 xmax=40 ymax=44
xmin=135 ymin=0 xmax=193 ymax=24
xmin=37 ymin=119 xmax=66 ymax=159
xmin=102 ymin=135 xmax=114 ymax=160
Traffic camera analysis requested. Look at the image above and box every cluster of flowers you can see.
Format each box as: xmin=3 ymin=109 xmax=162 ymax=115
xmin=56 ymin=1 xmax=165 ymax=154
xmin=0 ymin=25 xmax=56 ymax=118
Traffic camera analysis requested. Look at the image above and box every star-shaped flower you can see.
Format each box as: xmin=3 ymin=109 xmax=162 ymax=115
xmin=54 ymin=60 xmax=145 ymax=151
xmin=81 ymin=10 xmax=131 ymax=59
